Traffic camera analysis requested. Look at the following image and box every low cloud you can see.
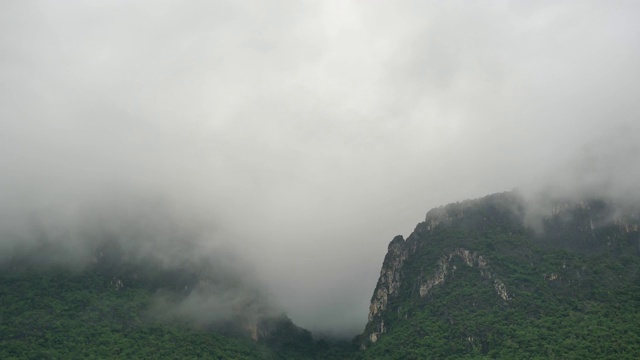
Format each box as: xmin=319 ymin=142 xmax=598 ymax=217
xmin=1 ymin=0 xmax=639 ymax=337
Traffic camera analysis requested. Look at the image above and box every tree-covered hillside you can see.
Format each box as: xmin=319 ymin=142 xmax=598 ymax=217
xmin=360 ymin=192 xmax=640 ymax=359
xmin=0 ymin=248 xmax=354 ymax=359
xmin=3 ymin=191 xmax=640 ymax=359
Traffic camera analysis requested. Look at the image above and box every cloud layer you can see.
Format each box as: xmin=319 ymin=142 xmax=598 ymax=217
xmin=1 ymin=0 xmax=639 ymax=336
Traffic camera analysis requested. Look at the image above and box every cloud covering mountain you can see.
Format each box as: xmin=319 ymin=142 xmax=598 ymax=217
xmin=1 ymin=0 xmax=639 ymax=337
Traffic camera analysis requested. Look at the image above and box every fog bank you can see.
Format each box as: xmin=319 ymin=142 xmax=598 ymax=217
xmin=1 ymin=0 xmax=639 ymax=336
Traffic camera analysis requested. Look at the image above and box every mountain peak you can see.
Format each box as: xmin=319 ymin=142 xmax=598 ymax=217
xmin=358 ymin=191 xmax=640 ymax=357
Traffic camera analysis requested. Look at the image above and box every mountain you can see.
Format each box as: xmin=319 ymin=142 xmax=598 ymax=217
xmin=0 ymin=239 xmax=353 ymax=359
xmin=358 ymin=191 xmax=640 ymax=359
xmin=2 ymin=191 xmax=640 ymax=359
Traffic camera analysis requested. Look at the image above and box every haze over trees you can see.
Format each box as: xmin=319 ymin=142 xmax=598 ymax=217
xmin=1 ymin=0 xmax=640 ymax=358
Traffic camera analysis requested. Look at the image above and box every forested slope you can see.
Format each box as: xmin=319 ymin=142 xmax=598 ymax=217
xmin=3 ymin=192 xmax=640 ymax=359
xmin=359 ymin=192 xmax=640 ymax=359
xmin=0 ymin=249 xmax=353 ymax=359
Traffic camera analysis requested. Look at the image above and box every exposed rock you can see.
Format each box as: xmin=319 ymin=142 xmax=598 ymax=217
xmin=366 ymin=236 xmax=408 ymax=343
xmin=419 ymin=257 xmax=448 ymax=297
xmin=363 ymin=194 xmax=519 ymax=346
xmin=493 ymin=279 xmax=509 ymax=301
xmin=366 ymin=242 xmax=510 ymax=345
xmin=368 ymin=320 xmax=385 ymax=343
xmin=111 ymin=277 xmax=124 ymax=290
xmin=368 ymin=235 xmax=408 ymax=322
xmin=544 ymin=273 xmax=559 ymax=281
xmin=419 ymin=248 xmax=507 ymax=300
xmin=360 ymin=191 xmax=640 ymax=353
xmin=425 ymin=207 xmax=452 ymax=231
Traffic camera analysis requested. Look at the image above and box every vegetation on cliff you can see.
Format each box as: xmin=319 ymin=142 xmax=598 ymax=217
xmin=359 ymin=192 xmax=640 ymax=359
xmin=2 ymin=191 xmax=640 ymax=359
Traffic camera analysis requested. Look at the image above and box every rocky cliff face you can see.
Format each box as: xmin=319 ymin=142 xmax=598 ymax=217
xmin=366 ymin=235 xmax=407 ymax=343
xmin=417 ymin=248 xmax=509 ymax=302
xmin=365 ymin=242 xmax=511 ymax=346
xmin=368 ymin=236 xmax=407 ymax=322
xmin=360 ymin=192 xmax=640 ymax=349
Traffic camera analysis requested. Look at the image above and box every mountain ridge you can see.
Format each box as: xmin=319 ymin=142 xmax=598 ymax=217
xmin=358 ymin=191 xmax=640 ymax=358
xmin=2 ymin=190 xmax=640 ymax=358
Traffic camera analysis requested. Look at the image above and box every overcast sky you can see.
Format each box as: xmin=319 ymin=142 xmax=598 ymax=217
xmin=1 ymin=0 xmax=640 ymax=337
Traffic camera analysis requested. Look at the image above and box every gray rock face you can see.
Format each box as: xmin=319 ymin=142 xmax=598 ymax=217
xmin=418 ymin=248 xmax=508 ymax=301
xmin=361 ymin=192 xmax=640 ymax=349
xmin=365 ymin=243 xmax=511 ymax=345
xmin=366 ymin=235 xmax=407 ymax=343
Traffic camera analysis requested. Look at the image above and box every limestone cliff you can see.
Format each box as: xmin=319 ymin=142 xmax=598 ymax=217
xmin=360 ymin=192 xmax=640 ymax=350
